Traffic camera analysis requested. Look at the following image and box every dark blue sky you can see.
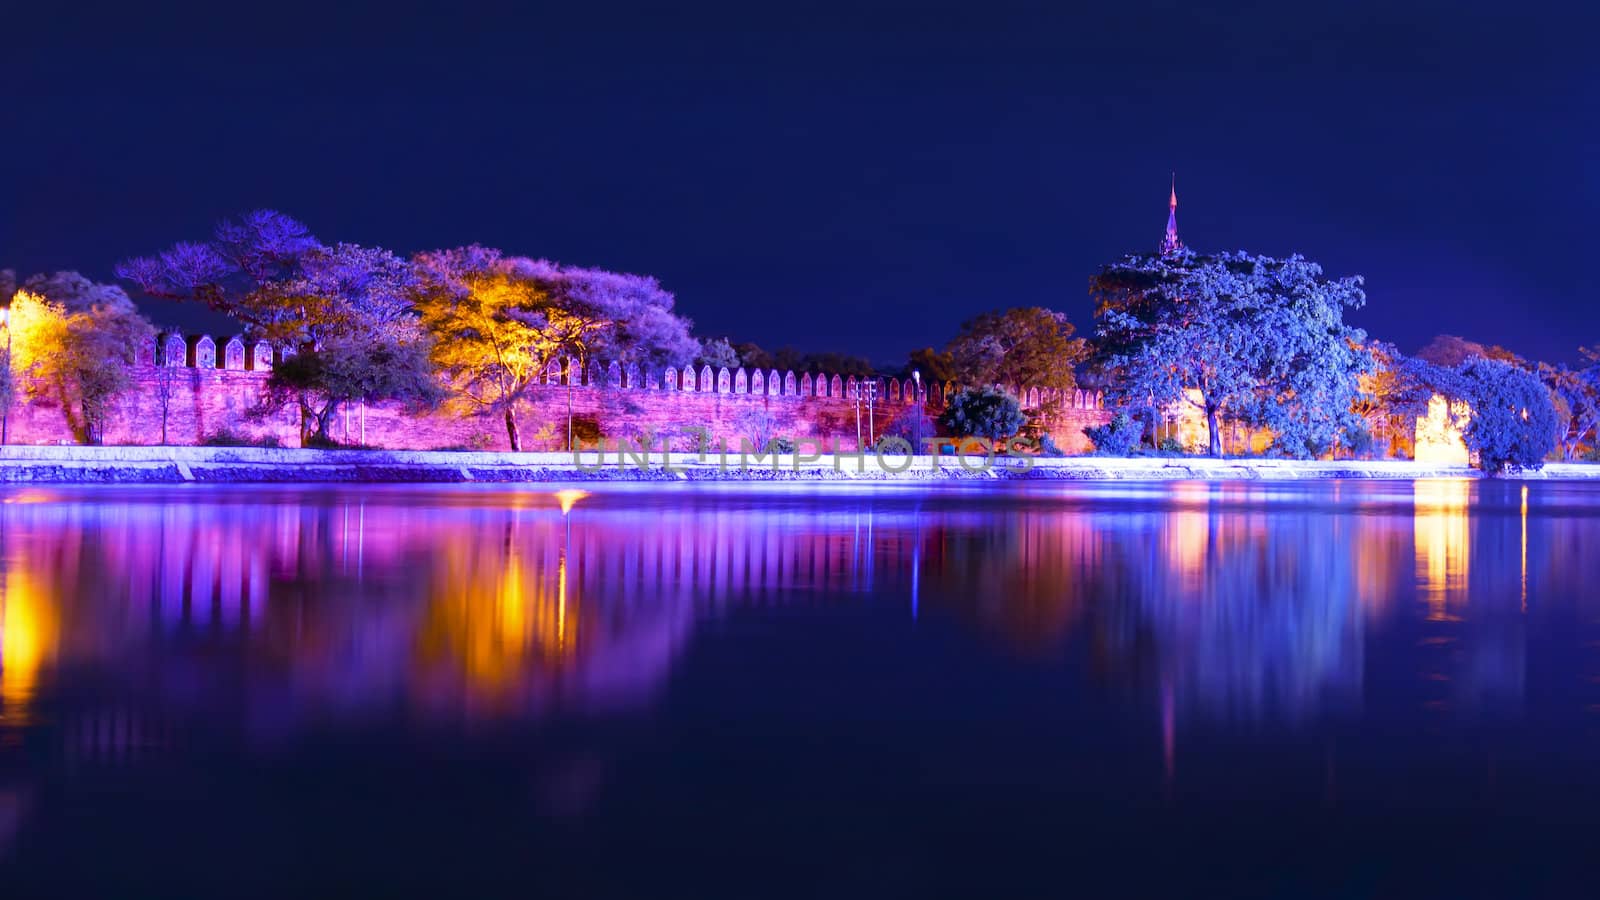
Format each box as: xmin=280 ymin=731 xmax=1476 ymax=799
xmin=4 ymin=0 xmax=1596 ymax=364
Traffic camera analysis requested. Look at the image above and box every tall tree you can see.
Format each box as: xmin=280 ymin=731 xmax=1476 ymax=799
xmin=414 ymin=249 xmax=695 ymax=451
xmin=1540 ymin=359 xmax=1600 ymax=461
xmin=9 ymin=275 xmax=153 ymax=444
xmin=118 ymin=211 xmax=437 ymax=443
xmin=695 ymin=337 xmax=741 ymax=371
xmin=413 ymin=248 xmax=586 ymax=452
xmin=1092 ymin=250 xmax=1370 ymax=457
xmin=904 ymin=346 xmax=957 ymax=384
xmin=1455 ymin=357 xmax=1560 ymax=473
xmin=946 ymin=307 xmax=1086 ymax=392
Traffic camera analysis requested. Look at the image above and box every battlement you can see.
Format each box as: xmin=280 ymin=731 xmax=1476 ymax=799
xmin=6 ymin=333 xmax=1110 ymax=452
xmin=125 ymin=336 xmax=1109 ymax=411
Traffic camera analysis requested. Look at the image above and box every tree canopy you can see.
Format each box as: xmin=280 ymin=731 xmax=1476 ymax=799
xmin=8 ymin=275 xmax=152 ymax=444
xmin=118 ymin=210 xmax=437 ymax=442
xmin=413 ymin=247 xmax=697 ymax=451
xmin=939 ymin=386 xmax=1026 ymax=444
xmin=946 ymin=307 xmax=1086 ymax=392
xmin=1092 ymin=250 xmax=1371 ymax=457
xmin=1455 ymin=357 xmax=1560 ymax=473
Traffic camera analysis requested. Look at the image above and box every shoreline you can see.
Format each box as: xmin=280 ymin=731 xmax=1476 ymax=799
xmin=0 ymin=445 xmax=1596 ymax=484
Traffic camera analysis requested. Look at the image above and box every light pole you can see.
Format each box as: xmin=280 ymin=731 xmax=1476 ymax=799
xmin=854 ymin=378 xmax=879 ymax=450
xmin=912 ymin=369 xmax=922 ymax=451
xmin=866 ymin=379 xmax=876 ymax=447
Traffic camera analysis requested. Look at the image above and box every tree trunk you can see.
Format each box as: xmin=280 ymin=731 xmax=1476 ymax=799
xmin=1206 ymin=404 xmax=1223 ymax=457
xmin=505 ymin=408 xmax=522 ymax=452
xmin=298 ymin=398 xmax=316 ymax=447
xmin=313 ymin=400 xmax=342 ymax=445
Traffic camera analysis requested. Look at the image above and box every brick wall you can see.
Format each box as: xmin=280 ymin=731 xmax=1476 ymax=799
xmin=4 ymin=347 xmax=1112 ymax=453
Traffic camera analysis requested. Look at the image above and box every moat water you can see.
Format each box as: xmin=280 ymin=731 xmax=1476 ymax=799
xmin=0 ymin=481 xmax=1598 ymax=897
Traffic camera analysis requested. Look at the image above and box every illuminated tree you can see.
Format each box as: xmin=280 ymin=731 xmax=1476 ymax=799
xmin=1092 ymin=250 xmax=1370 ymax=457
xmin=733 ymin=342 xmax=876 ymax=378
xmin=903 ymin=346 xmax=957 ymax=384
xmin=1539 ymin=358 xmax=1600 ymax=461
xmin=264 ymin=329 xmax=444 ymax=444
xmin=414 ymin=249 xmax=698 ymax=451
xmin=119 ymin=211 xmax=438 ymax=443
xmin=694 ymin=337 xmax=741 ymax=371
xmin=946 ymin=307 xmax=1086 ymax=392
xmin=1455 ymin=357 xmax=1560 ymax=473
xmin=940 ymin=386 xmax=1026 ymax=444
xmin=9 ymin=276 xmax=153 ymax=444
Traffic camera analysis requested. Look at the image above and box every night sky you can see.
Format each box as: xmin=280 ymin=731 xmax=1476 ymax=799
xmin=5 ymin=1 xmax=1596 ymax=365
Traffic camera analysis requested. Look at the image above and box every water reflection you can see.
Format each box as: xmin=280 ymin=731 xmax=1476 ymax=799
xmin=0 ymin=481 xmax=1598 ymax=746
xmin=1415 ymin=479 xmax=1471 ymax=621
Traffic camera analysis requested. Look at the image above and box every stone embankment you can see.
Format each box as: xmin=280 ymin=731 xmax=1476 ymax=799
xmin=1 ymin=446 xmax=1597 ymax=484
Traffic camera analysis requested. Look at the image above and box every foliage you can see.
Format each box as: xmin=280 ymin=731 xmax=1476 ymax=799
xmin=414 ymin=248 xmax=697 ymax=451
xmin=1092 ymin=250 xmax=1371 ymax=457
xmin=263 ymin=331 xmax=444 ymax=438
xmin=883 ymin=403 xmax=937 ymax=448
xmin=117 ymin=211 xmax=433 ymax=442
xmin=903 ymin=346 xmax=957 ymax=384
xmin=735 ymin=406 xmax=783 ymax=451
xmin=695 ymin=336 xmax=741 ymax=371
xmin=939 ymin=386 xmax=1026 ymax=442
xmin=202 ymin=428 xmax=282 ymax=448
xmin=946 ymin=307 xmax=1086 ymax=392
xmin=734 ymin=342 xmax=876 ymax=377
xmin=545 ymin=260 xmax=699 ymax=371
xmin=1084 ymin=412 xmax=1143 ymax=456
xmin=1414 ymin=334 xmax=1524 ymax=368
xmin=9 ymin=276 xmax=153 ymax=444
xmin=1454 ymin=357 xmax=1560 ymax=474
xmin=1539 ymin=357 xmax=1600 ymax=461
xmin=1035 ymin=432 xmax=1067 ymax=457
xmin=1157 ymin=436 xmax=1185 ymax=455
xmin=413 ymin=247 xmax=589 ymax=451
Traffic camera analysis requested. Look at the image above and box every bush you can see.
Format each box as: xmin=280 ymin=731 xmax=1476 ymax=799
xmin=202 ymin=428 xmax=282 ymax=449
xmin=883 ymin=404 xmax=937 ymax=449
xmin=1036 ymin=432 xmax=1067 ymax=457
xmin=939 ymin=386 xmax=1026 ymax=442
xmin=1084 ymin=413 xmax=1142 ymax=456
xmin=1340 ymin=424 xmax=1376 ymax=460
xmin=1157 ymin=436 xmax=1185 ymax=455
xmin=303 ymin=433 xmax=374 ymax=451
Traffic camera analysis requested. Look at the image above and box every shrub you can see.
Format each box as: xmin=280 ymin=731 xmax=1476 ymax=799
xmin=203 ymin=428 xmax=281 ymax=449
xmin=939 ymin=386 xmax=1025 ymax=443
xmin=1339 ymin=424 xmax=1375 ymax=460
xmin=1157 ymin=436 xmax=1185 ymax=455
xmin=303 ymin=433 xmax=375 ymax=451
xmin=1036 ymin=432 xmax=1067 ymax=457
xmin=1084 ymin=413 xmax=1142 ymax=456
xmin=883 ymin=404 xmax=937 ymax=449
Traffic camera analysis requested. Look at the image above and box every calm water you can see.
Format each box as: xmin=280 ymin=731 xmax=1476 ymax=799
xmin=1 ymin=480 xmax=1599 ymax=897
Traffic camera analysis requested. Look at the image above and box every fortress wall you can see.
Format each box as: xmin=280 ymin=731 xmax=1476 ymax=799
xmin=5 ymin=352 xmax=1112 ymax=453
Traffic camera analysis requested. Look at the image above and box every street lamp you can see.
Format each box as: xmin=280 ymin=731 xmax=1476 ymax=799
xmin=912 ymin=369 xmax=922 ymax=451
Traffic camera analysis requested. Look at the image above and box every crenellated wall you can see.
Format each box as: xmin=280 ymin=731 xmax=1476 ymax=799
xmin=5 ymin=336 xmax=1112 ymax=453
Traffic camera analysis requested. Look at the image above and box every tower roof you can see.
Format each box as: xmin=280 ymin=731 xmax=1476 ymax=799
xmin=1161 ymin=173 xmax=1183 ymax=255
